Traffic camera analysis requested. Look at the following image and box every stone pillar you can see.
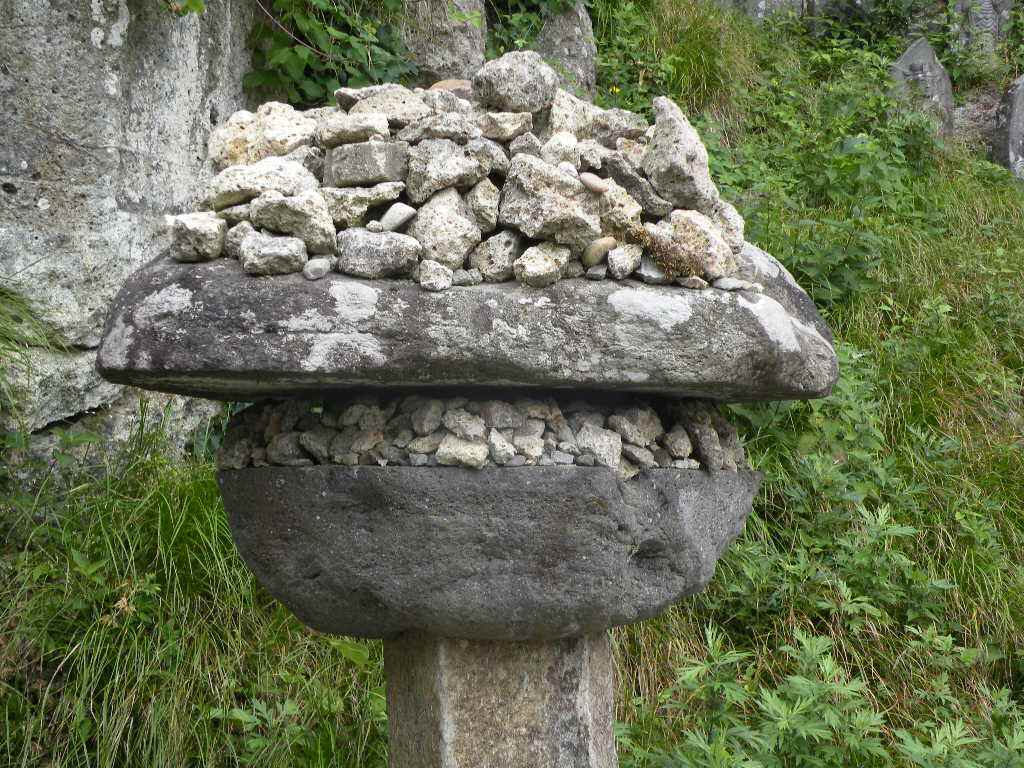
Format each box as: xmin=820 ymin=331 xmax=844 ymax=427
xmin=385 ymin=632 xmax=617 ymax=768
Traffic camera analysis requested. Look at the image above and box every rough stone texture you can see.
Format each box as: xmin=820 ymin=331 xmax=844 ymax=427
xmin=97 ymin=257 xmax=838 ymax=402
xmin=466 ymin=178 xmax=500 ymax=234
xmin=386 ymin=632 xmax=615 ymax=768
xmin=991 ymin=75 xmax=1024 ymax=179
xmin=238 ymin=231 xmax=307 ymax=276
xmin=666 ymin=209 xmax=735 ymax=281
xmin=348 ymin=85 xmax=431 ymax=127
xmin=206 ymin=157 xmax=320 ymax=210
xmin=406 ymin=138 xmax=487 ymax=203
xmin=219 ymin=464 xmax=760 ymax=639
xmin=476 ymin=112 xmax=534 ymax=142
xmin=321 ymin=183 xmax=406 ymax=227
xmin=406 ymin=188 xmax=482 ymax=270
xmin=643 ymin=97 xmax=720 ymax=215
xmin=534 ymin=0 xmax=598 ymax=99
xmin=0 ymin=0 xmax=253 ymax=432
xmin=472 ymin=51 xmax=560 ymax=113
xmin=890 ymin=38 xmax=955 ymax=135
xmin=418 ymin=259 xmax=454 ymax=292
xmin=323 ymin=141 xmax=410 ymax=187
xmin=470 ymin=230 xmax=525 ymax=282
xmin=952 ymin=0 xmax=1014 ymax=53
xmin=336 ymin=229 xmax=421 ymax=278
xmin=401 ymin=0 xmax=486 ymax=85
xmin=397 ymin=113 xmax=482 ymax=144
xmin=513 ymin=242 xmax=571 ymax=288
xmin=250 ymin=190 xmax=336 ymax=255
xmin=607 ymin=243 xmax=642 ymax=280
xmin=168 ymin=212 xmax=226 ymax=263
xmin=498 ymin=154 xmax=601 ymax=253
xmin=207 ymin=102 xmax=316 ymax=169
xmin=316 ymin=111 xmax=390 ymax=148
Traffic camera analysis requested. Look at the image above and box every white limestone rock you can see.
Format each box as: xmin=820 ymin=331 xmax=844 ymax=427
xmin=419 ymin=259 xmax=454 ymax=292
xmin=238 ymin=231 xmax=308 ymax=276
xmin=476 ymin=111 xmax=533 ymax=141
xmin=348 ymin=84 xmax=431 ymax=127
xmin=508 ymin=132 xmax=544 ymax=158
xmin=379 ymin=202 xmax=418 ymax=232
xmin=224 ymin=220 xmax=256 ymax=259
xmin=208 ymin=103 xmax=318 ymax=170
xmin=397 ymin=112 xmax=482 ymax=143
xmin=575 ymin=422 xmax=622 ymax=468
xmin=436 ymin=433 xmax=489 ymax=468
xmin=472 ymin=51 xmax=559 ymax=113
xmin=466 ymin=178 xmax=500 ymax=234
xmin=323 ymin=140 xmax=409 ymax=187
xmin=488 ymin=428 xmax=516 ymax=465
xmin=606 ymin=243 xmax=642 ymax=279
xmin=320 ymin=182 xmax=405 ymax=227
xmin=406 ymin=138 xmax=487 ymax=204
xmin=316 ymin=112 xmax=390 ymax=147
xmin=205 ymin=156 xmax=320 ymax=210
xmin=642 ymin=97 xmax=720 ymax=215
xmin=545 ymin=88 xmax=602 ymax=138
xmin=513 ymin=242 xmax=571 ymax=288
xmin=667 ymin=209 xmax=736 ymax=281
xmin=249 ymin=190 xmax=336 ymax=255
xmin=302 ymin=257 xmax=332 ymax=281
xmin=599 ymin=179 xmax=642 ymax=230
xmin=497 ymin=154 xmax=601 ymax=253
xmin=452 ymin=267 xmax=483 ymax=286
xmin=607 ymin=406 xmax=663 ymax=447
xmin=406 ymin=188 xmax=482 ymax=270
xmin=541 ymin=131 xmax=581 ymax=168
xmin=335 ymin=229 xmax=421 ymax=278
xmin=465 ymin=137 xmax=510 ymax=177
xmin=168 ymin=212 xmax=226 ymax=262
xmin=470 ymin=230 xmax=525 ymax=282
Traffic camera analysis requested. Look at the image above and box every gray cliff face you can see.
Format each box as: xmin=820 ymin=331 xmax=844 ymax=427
xmin=96 ymin=255 xmax=838 ymax=403
xmin=992 ymin=75 xmax=1024 ymax=179
xmin=219 ymin=465 xmax=761 ymax=640
xmin=0 ymin=0 xmax=253 ymax=431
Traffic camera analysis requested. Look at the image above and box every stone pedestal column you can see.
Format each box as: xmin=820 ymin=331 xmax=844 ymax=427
xmin=385 ymin=632 xmax=617 ymax=768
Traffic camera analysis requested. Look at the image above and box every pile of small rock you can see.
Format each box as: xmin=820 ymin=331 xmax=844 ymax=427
xmin=218 ymin=394 xmax=747 ymax=479
xmin=168 ymin=51 xmax=761 ymax=294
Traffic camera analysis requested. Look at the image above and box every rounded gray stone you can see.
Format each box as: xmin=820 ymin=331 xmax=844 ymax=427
xmin=218 ymin=465 xmax=760 ymax=640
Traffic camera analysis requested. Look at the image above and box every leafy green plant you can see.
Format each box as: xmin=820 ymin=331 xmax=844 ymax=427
xmin=245 ymin=0 xmax=415 ymax=106
xmin=0 ymin=283 xmax=62 ymax=428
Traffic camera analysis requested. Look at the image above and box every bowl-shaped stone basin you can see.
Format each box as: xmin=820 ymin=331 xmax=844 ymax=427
xmin=219 ymin=465 xmax=761 ymax=641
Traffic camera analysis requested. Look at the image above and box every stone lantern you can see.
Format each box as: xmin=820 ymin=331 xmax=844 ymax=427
xmin=97 ymin=52 xmax=837 ymax=768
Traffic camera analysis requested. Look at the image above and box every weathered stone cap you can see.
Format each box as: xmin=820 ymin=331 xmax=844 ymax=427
xmin=96 ymin=254 xmax=837 ymax=402
xmin=219 ymin=465 xmax=761 ymax=640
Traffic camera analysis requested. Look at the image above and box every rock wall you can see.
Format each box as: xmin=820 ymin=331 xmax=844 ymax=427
xmin=0 ymin=0 xmax=254 ymax=435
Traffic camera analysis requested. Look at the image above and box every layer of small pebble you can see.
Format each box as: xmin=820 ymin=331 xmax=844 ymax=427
xmin=218 ymin=394 xmax=747 ymax=480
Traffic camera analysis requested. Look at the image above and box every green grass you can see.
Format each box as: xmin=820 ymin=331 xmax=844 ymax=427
xmin=4 ymin=3 xmax=1024 ymax=765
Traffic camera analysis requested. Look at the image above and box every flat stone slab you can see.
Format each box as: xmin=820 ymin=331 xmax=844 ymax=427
xmin=97 ymin=256 xmax=837 ymax=402
xmin=218 ymin=465 xmax=760 ymax=640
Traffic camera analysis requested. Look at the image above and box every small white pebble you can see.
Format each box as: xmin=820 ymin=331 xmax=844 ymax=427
xmin=579 ymin=172 xmax=609 ymax=194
